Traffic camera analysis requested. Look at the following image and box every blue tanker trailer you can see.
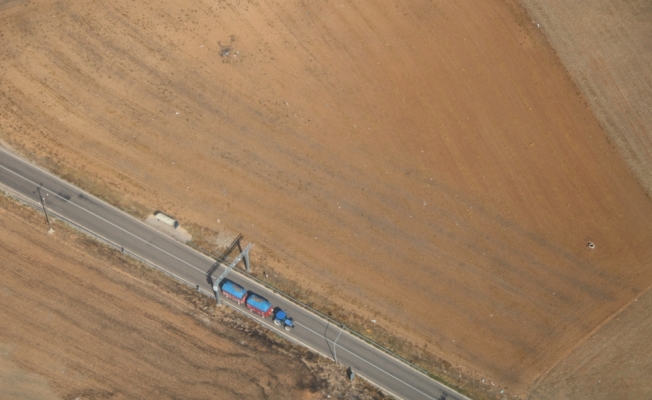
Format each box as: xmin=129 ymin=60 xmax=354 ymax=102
xmin=220 ymin=280 xmax=248 ymax=304
xmin=245 ymin=292 xmax=274 ymax=318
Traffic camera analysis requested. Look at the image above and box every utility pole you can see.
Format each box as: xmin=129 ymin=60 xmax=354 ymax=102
xmin=333 ymin=324 xmax=345 ymax=364
xmin=37 ymin=186 xmax=54 ymax=234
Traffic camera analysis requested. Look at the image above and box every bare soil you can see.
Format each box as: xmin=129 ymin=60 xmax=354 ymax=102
xmin=521 ymin=0 xmax=652 ymax=197
xmin=0 ymin=195 xmax=382 ymax=400
xmin=516 ymin=1 xmax=652 ymax=398
xmin=528 ymin=284 xmax=652 ymax=400
xmin=2 ymin=0 xmax=652 ymax=397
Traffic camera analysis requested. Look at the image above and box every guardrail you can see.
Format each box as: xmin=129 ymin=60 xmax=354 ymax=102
xmin=188 ymin=242 xmax=432 ymax=378
xmin=5 ymin=191 xmax=303 ymax=347
xmin=11 ymin=193 xmax=205 ymax=290
xmin=8 ymin=188 xmax=432 ymax=387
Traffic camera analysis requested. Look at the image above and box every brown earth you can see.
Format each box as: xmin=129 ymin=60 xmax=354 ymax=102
xmin=521 ymin=0 xmax=652 ymax=197
xmin=2 ymin=0 xmax=652 ymax=397
xmin=516 ymin=1 xmax=652 ymax=398
xmin=0 ymin=194 xmax=382 ymax=399
xmin=528 ymin=283 xmax=652 ymax=400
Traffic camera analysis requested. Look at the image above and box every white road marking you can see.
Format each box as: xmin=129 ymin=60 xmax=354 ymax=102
xmin=0 ymin=147 xmax=468 ymax=400
xmin=0 ymin=162 xmax=207 ymax=276
xmin=297 ymin=321 xmax=439 ymax=400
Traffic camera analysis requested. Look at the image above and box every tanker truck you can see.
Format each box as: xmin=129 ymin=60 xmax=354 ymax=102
xmin=245 ymin=292 xmax=274 ymax=318
xmin=220 ymin=280 xmax=248 ymax=304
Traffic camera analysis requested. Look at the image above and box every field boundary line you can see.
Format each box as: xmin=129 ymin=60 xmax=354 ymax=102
xmin=532 ymin=280 xmax=652 ymax=388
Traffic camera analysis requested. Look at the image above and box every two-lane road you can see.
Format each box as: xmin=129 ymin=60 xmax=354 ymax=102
xmin=0 ymin=147 xmax=468 ymax=400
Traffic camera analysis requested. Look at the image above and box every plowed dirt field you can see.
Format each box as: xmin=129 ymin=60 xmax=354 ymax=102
xmin=1 ymin=0 xmax=652 ymax=397
xmin=528 ymin=283 xmax=652 ymax=400
xmin=521 ymin=0 xmax=652 ymax=197
xmin=0 ymin=195 xmax=381 ymax=399
xmin=518 ymin=1 xmax=652 ymax=398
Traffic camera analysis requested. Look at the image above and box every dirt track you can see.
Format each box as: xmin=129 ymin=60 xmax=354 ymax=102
xmin=1 ymin=0 xmax=652 ymax=396
xmin=0 ymin=195 xmax=381 ymax=399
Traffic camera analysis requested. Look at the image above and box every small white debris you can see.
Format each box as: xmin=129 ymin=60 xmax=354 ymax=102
xmin=371 ymin=319 xmax=376 ymax=324
xmin=175 ymin=111 xmax=179 ymax=115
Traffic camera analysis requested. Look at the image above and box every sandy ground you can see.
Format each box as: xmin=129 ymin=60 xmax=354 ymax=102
xmin=2 ymin=0 xmax=652 ymax=397
xmin=0 ymin=195 xmax=382 ymax=400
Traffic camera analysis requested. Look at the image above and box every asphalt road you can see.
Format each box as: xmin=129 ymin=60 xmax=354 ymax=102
xmin=0 ymin=147 xmax=469 ymax=400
